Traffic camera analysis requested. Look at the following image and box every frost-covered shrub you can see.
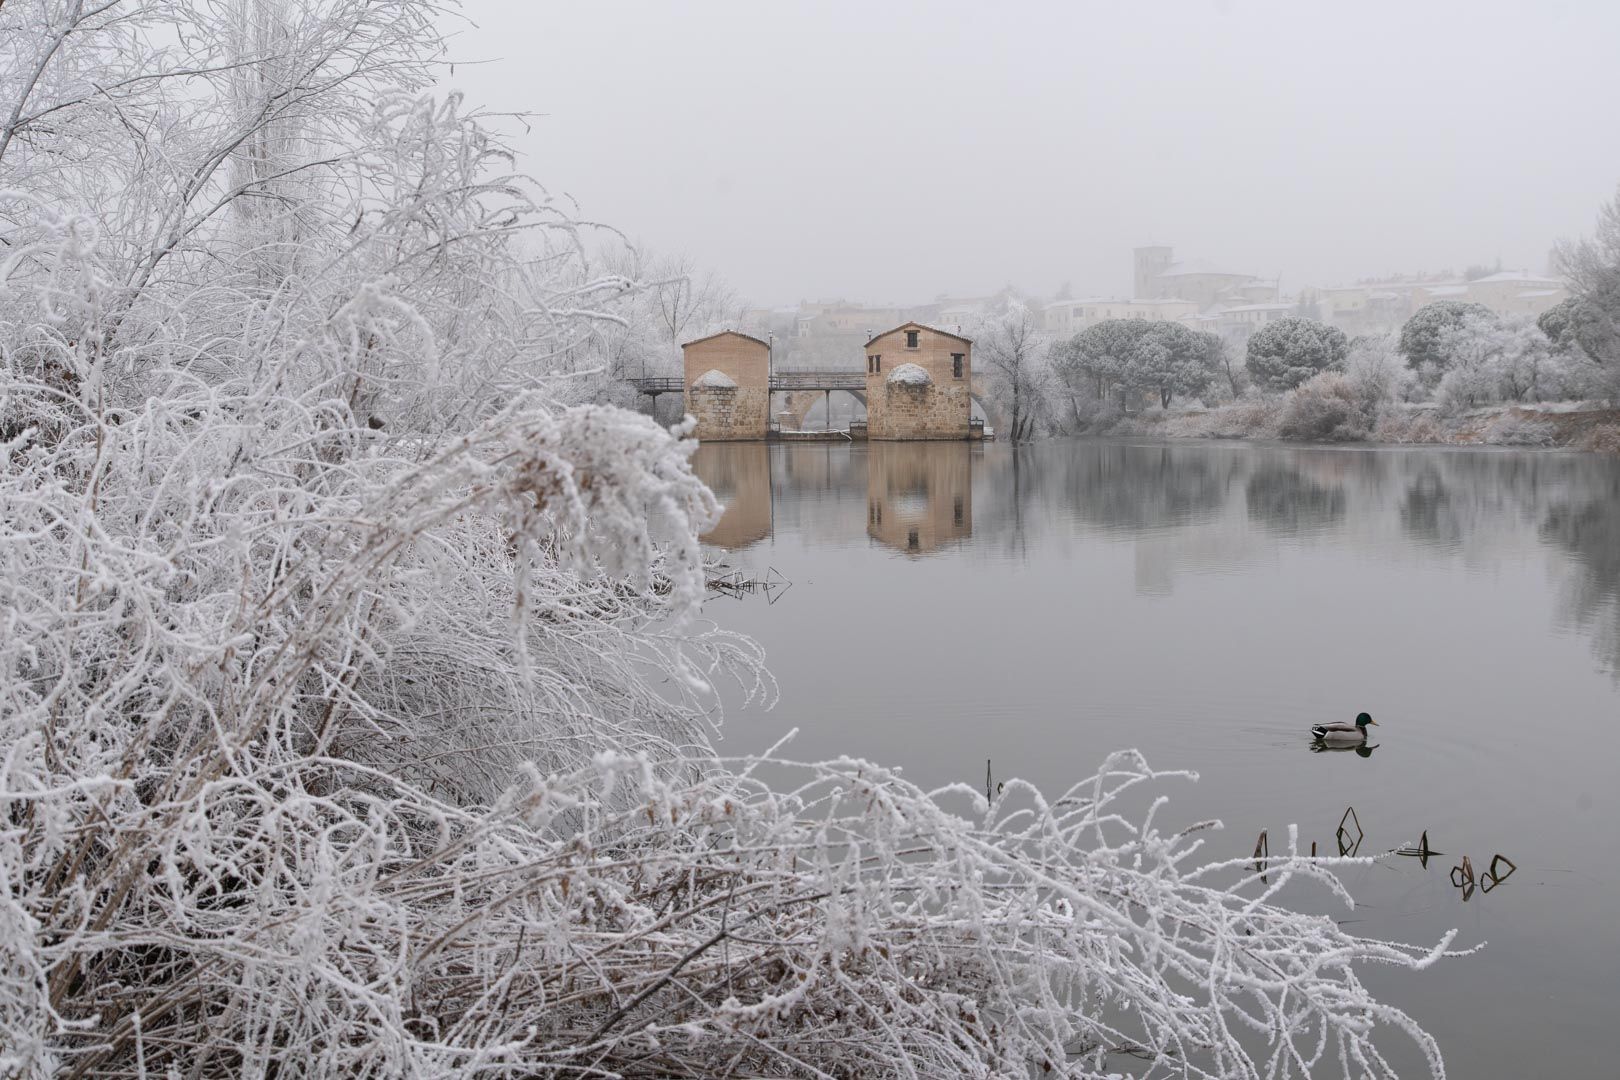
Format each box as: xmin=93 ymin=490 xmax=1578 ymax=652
xmin=1374 ymin=406 xmax=1448 ymax=444
xmin=1277 ymin=372 xmax=1368 ymax=441
xmin=1482 ymin=409 xmax=1558 ymax=446
xmin=1580 ymin=422 xmax=1620 ymax=453
xmin=1344 ymin=333 xmax=1417 ymax=413
xmin=1435 ymin=360 xmax=1501 ymax=415
xmin=1071 ymin=395 xmax=1123 ymax=430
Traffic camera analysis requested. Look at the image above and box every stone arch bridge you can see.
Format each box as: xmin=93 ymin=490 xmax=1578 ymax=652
xmin=628 ymin=371 xmax=994 ymax=434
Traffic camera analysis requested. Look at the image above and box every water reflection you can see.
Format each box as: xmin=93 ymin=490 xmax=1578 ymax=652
xmin=1540 ymin=468 xmax=1620 ymax=677
xmin=1310 ymin=741 xmax=1379 ymax=758
xmin=865 ymin=443 xmax=972 ymax=555
xmin=692 ymin=440 xmax=1620 ymax=676
xmin=692 ymin=443 xmax=773 ymax=550
xmin=1245 ymin=462 xmax=1346 ymax=535
xmin=689 ymin=437 xmax=1620 ymax=1078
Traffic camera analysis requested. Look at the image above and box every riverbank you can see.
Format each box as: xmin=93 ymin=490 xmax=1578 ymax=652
xmin=1103 ymin=400 xmax=1620 ymax=452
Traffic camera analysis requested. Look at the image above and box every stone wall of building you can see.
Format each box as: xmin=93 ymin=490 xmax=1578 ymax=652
xmin=682 ymin=331 xmax=770 ymax=440
xmin=864 ymin=324 xmax=972 ymax=440
xmin=687 ymin=385 xmax=769 ymax=442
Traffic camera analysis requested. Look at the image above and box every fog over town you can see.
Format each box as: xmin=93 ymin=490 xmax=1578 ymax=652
xmin=446 ymin=1 xmax=1620 ymax=305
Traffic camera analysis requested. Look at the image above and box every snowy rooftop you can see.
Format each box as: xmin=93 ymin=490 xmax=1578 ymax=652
xmin=887 ymin=363 xmax=932 ymax=386
xmin=1517 ymin=289 xmax=1562 ymax=297
xmin=691 ymin=369 xmax=737 ymax=389
xmin=1469 ymin=270 xmax=1562 ymax=285
xmin=1423 ymin=285 xmax=1469 ymax=297
xmin=1157 ymin=259 xmax=1254 ymax=279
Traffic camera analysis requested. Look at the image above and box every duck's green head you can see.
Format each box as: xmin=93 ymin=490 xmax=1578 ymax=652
xmin=1356 ymin=712 xmax=1377 ymax=728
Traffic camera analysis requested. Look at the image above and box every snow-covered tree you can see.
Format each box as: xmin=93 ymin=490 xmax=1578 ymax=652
xmin=970 ymin=299 xmax=1053 ymax=441
xmin=1433 ymin=313 xmax=1562 ymax=410
xmin=1137 ymin=321 xmax=1222 ymax=408
xmin=1055 ymin=319 xmax=1219 ymax=410
xmin=1554 ymin=183 xmax=1620 ymax=401
xmin=1245 ymin=316 xmax=1349 ymax=391
xmin=1398 ymin=300 xmax=1496 ymax=386
xmin=1054 ymin=318 xmax=1144 ymax=401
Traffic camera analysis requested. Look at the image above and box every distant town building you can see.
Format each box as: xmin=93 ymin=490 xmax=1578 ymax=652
xmin=1134 ymin=246 xmax=1259 ymax=310
xmin=794 ymin=300 xmax=903 ymax=339
xmin=1455 ymin=270 xmax=1567 ymax=317
xmin=1042 ymin=297 xmax=1198 ymax=335
xmin=1307 ymin=270 xmax=1569 ymax=335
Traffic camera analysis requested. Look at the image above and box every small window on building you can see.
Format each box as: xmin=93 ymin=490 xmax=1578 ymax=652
xmin=905 ymin=330 xmax=919 ymax=348
xmin=867 ymin=356 xmax=874 ymax=373
xmin=874 ymin=354 xmax=881 ymax=373
xmin=951 ymin=353 xmax=964 ymax=379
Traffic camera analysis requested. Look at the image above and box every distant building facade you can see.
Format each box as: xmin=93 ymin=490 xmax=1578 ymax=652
xmin=1043 ymin=296 xmax=1199 ymax=335
xmin=1134 ymin=245 xmax=1259 ymax=310
xmin=1309 ymin=271 xmax=1569 ymax=335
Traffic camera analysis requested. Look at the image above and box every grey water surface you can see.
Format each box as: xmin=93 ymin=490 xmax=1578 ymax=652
xmin=692 ymin=437 xmax=1620 ymax=1079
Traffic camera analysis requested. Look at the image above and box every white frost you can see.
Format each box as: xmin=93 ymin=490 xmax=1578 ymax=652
xmin=692 ymin=368 xmax=738 ymax=389
xmin=887 ymin=362 xmax=932 ymax=386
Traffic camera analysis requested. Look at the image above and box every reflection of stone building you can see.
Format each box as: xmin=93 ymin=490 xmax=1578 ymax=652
xmin=865 ymin=443 xmax=972 ymax=555
xmin=864 ymin=322 xmax=973 ymax=440
xmin=692 ymin=443 xmax=773 ymax=549
xmin=682 ymin=331 xmax=770 ymax=441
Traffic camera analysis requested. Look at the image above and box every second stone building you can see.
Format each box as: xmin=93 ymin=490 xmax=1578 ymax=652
xmin=862 ymin=322 xmax=973 ymax=440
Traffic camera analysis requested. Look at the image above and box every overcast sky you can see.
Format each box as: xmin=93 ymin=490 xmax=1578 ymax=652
xmin=442 ymin=1 xmax=1620 ymax=308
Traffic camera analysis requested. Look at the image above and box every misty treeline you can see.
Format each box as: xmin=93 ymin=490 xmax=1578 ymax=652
xmin=1040 ymin=197 xmax=1620 ymax=446
xmin=3 ymin=0 xmax=1461 ymax=1075
xmin=881 ymin=206 xmax=1620 ymax=447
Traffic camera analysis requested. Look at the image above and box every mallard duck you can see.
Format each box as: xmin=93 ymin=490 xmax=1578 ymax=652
xmin=1311 ymin=712 xmax=1377 ymax=744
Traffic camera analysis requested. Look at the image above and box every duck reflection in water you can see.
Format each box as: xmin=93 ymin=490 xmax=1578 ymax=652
xmin=1309 ymin=740 xmax=1378 ymax=758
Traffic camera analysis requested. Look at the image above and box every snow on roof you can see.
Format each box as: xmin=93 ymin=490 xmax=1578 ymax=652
xmin=1469 ymin=270 xmax=1562 ymax=285
xmin=1156 ymin=259 xmax=1254 ymax=279
xmin=886 ymin=363 xmax=932 ymax=386
xmin=691 ymin=369 xmax=738 ymax=389
xmin=1221 ymin=302 xmax=1295 ymax=313
xmin=1423 ymin=285 xmax=1469 ymax=297
xmin=1517 ymin=289 xmax=1562 ymax=297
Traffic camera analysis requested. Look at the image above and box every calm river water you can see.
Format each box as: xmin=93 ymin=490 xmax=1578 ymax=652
xmin=691 ymin=438 xmax=1620 ymax=1079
